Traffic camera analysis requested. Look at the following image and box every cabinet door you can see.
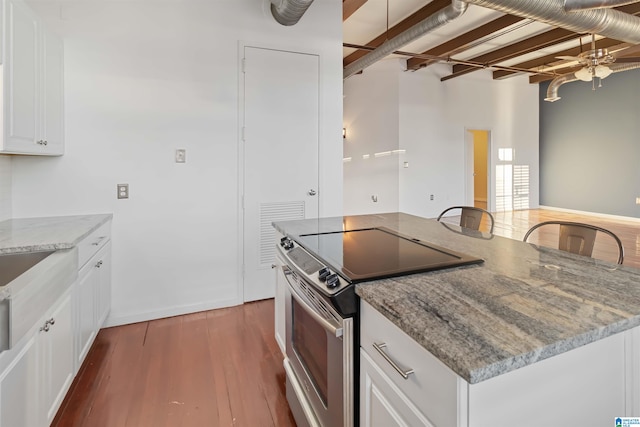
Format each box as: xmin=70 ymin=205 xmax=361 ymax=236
xmin=274 ymin=253 xmax=286 ymax=355
xmin=75 ymin=260 xmax=98 ymax=368
xmin=95 ymin=242 xmax=112 ymax=328
xmin=41 ymin=292 xmax=74 ymax=425
xmin=5 ymin=0 xmax=39 ymax=152
xmin=360 ymin=350 xmax=434 ymax=427
xmin=40 ymin=27 xmax=64 ymax=154
xmin=0 ymin=336 xmax=38 ymax=427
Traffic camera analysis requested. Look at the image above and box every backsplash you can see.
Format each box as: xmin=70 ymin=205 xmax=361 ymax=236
xmin=0 ymin=156 xmax=12 ymax=221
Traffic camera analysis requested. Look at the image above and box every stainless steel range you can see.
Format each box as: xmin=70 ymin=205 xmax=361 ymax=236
xmin=277 ymin=227 xmax=483 ymax=427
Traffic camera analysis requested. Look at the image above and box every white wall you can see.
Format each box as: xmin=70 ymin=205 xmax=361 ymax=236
xmin=343 ymin=58 xmax=539 ymax=218
xmin=343 ymin=60 xmax=400 ymax=214
xmin=13 ymin=0 xmax=343 ymax=325
xmin=0 ymin=157 xmax=11 ymax=221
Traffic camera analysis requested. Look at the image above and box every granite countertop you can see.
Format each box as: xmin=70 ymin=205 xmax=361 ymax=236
xmin=274 ymin=212 xmax=640 ymax=384
xmin=0 ymin=214 xmax=113 ymax=254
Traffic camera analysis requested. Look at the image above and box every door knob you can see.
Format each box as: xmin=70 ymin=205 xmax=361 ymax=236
xmin=308 ymin=189 xmax=317 ymax=196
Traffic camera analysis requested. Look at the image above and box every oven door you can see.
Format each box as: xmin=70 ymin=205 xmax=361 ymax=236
xmin=283 ymin=265 xmax=353 ymax=427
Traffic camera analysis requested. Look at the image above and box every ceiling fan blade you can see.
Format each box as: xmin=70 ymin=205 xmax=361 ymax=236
xmin=556 ymin=55 xmax=581 ymax=61
xmin=615 ymin=57 xmax=640 ymax=63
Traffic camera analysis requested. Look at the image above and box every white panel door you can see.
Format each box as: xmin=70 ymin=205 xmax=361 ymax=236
xmin=242 ymin=46 xmax=319 ymax=302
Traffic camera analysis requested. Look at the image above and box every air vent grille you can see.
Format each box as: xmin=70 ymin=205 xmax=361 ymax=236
xmin=259 ymin=201 xmax=305 ymax=266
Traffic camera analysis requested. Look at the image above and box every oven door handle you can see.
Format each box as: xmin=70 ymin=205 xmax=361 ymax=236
xmin=284 ymin=269 xmax=344 ymax=339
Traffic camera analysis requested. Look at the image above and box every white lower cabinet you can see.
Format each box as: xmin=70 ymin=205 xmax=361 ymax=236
xmin=0 ymin=219 xmax=112 ymax=426
xmin=0 ymin=288 xmax=73 ymax=427
xmin=75 ymin=261 xmax=97 ymax=368
xmin=360 ymin=350 xmax=434 ymax=427
xmin=360 ymin=301 xmax=460 ymax=427
xmin=360 ymin=300 xmax=635 ymax=427
xmin=39 ymin=291 xmax=74 ymax=426
xmin=74 ymin=224 xmax=112 ymax=372
xmin=0 ymin=336 xmax=38 ymax=427
xmin=95 ymin=244 xmax=112 ymax=329
xmin=274 ymin=243 xmax=286 ymax=355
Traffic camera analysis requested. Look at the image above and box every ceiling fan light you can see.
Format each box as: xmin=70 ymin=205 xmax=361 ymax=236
xmin=575 ymin=67 xmax=593 ymax=81
xmin=594 ymin=65 xmax=613 ymax=79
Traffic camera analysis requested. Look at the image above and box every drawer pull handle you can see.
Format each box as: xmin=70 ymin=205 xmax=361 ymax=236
xmin=39 ymin=318 xmax=55 ymax=332
xmin=91 ymin=236 xmax=107 ymax=246
xmin=373 ymin=342 xmax=414 ymax=380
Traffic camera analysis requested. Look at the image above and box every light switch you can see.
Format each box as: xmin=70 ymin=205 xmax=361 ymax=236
xmin=117 ymin=184 xmax=129 ymax=199
xmin=175 ymin=149 xmax=186 ymax=163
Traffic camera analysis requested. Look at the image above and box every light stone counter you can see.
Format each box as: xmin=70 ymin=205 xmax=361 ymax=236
xmin=274 ymin=212 xmax=640 ymax=384
xmin=0 ymin=214 xmax=112 ymax=254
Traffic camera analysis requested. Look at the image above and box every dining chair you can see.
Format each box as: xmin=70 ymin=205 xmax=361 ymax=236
xmin=523 ymin=220 xmax=624 ymax=265
xmin=436 ymin=206 xmax=495 ymax=234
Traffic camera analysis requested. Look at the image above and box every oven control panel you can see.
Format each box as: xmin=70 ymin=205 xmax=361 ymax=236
xmin=279 ymin=237 xmax=345 ymax=294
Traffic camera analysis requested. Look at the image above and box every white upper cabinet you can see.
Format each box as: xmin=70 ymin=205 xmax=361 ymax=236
xmin=2 ymin=0 xmax=64 ymax=155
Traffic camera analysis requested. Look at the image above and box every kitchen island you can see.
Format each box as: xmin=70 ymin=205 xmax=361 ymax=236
xmin=274 ymin=212 xmax=640 ymax=427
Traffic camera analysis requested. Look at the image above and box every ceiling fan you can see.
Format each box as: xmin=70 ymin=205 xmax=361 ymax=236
xmin=556 ymin=34 xmax=640 ymax=85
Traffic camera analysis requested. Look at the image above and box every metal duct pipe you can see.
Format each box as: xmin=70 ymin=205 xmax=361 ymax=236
xmin=564 ymin=0 xmax=640 ymax=12
xmin=544 ymin=62 xmax=640 ymax=101
xmin=343 ymin=0 xmax=467 ymax=79
xmin=464 ymin=0 xmax=640 ymax=44
xmin=270 ymin=0 xmax=315 ymax=26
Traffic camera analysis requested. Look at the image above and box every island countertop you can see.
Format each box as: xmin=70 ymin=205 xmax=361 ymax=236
xmin=274 ymin=212 xmax=640 ymax=384
xmin=0 ymin=214 xmax=113 ymax=254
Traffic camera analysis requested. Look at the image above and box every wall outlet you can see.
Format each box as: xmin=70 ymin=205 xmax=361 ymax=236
xmin=371 ymin=195 xmax=378 ymax=203
xmin=117 ymin=184 xmax=129 ymax=199
xmin=429 ymin=194 xmax=434 ymax=201
xmin=175 ymin=149 xmax=186 ymax=163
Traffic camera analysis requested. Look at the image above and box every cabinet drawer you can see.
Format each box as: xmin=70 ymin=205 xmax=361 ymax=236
xmin=77 ymin=221 xmax=111 ymax=269
xmin=360 ymin=301 xmax=460 ymax=427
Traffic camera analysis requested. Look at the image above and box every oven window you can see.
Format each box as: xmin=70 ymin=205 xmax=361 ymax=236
xmin=292 ymin=298 xmax=328 ymax=406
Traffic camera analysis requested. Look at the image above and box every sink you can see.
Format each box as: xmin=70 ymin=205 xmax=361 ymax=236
xmin=0 ymin=251 xmax=55 ymax=288
xmin=0 ymin=249 xmax=73 ymax=354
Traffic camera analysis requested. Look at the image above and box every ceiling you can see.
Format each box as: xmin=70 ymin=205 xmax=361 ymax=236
xmin=342 ymin=0 xmax=640 ymax=84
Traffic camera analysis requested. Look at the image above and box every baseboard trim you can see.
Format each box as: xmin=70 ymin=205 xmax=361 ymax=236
xmin=103 ymin=296 xmax=243 ymax=327
xmin=539 ymin=205 xmax=640 ymax=223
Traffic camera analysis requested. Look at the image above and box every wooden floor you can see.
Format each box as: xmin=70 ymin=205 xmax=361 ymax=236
xmin=53 ymin=299 xmax=296 ymax=427
xmin=491 ymin=208 xmax=640 ymax=268
xmin=54 ymin=209 xmax=640 ymax=427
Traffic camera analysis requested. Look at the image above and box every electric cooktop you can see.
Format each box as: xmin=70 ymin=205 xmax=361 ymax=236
xmin=295 ymin=227 xmax=484 ymax=283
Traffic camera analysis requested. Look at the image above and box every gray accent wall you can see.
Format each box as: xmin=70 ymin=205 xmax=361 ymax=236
xmin=539 ymin=67 xmax=640 ymax=218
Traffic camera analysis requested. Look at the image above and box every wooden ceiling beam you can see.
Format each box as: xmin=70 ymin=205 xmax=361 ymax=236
xmin=442 ymin=27 xmax=581 ymax=81
xmin=343 ymin=0 xmax=451 ymax=67
xmin=343 ymin=0 xmax=368 ymax=22
xmin=616 ymin=43 xmax=640 ymax=58
xmin=406 ymin=14 xmax=526 ymax=70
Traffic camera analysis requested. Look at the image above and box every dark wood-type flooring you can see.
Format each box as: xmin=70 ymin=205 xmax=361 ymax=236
xmin=53 ymin=299 xmax=295 ymax=427
xmin=54 ymin=209 xmax=640 ymax=426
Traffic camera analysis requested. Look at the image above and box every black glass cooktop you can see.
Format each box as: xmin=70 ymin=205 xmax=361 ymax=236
xmin=296 ymin=227 xmax=483 ymax=283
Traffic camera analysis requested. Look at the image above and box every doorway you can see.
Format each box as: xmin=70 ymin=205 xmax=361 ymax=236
xmin=465 ymin=129 xmax=491 ymax=211
xmin=240 ymin=46 xmax=320 ymax=302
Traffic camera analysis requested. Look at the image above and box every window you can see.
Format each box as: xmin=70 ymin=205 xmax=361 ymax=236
xmin=495 ymin=148 xmax=529 ymax=212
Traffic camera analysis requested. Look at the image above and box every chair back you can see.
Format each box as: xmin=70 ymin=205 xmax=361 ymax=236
xmin=523 ymin=220 xmax=624 ymax=264
xmin=437 ymin=206 xmax=495 ymax=233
